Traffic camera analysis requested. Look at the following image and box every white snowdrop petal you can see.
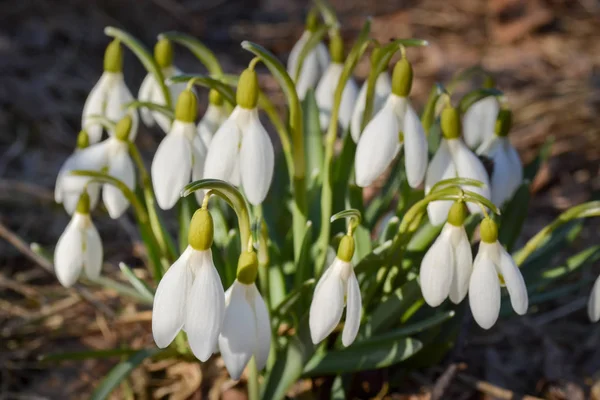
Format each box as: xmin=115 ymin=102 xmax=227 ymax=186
xmin=185 ymin=251 xmax=226 ymax=362
xmin=489 ymin=142 xmax=513 ymax=207
xmin=151 ymin=123 xmax=193 ymax=210
xmin=447 ymin=139 xmax=491 ymax=214
xmin=240 ymin=115 xmax=274 ymax=205
xmin=350 ymin=81 xmax=368 ymax=143
xmin=462 ymin=96 xmax=499 ymax=148
xmin=54 ymin=215 xmax=85 ymax=288
xmin=497 ymin=244 xmax=528 ymax=315
xmin=354 ymin=100 xmax=400 ymax=187
xmin=105 ymin=77 xmax=134 ymax=122
xmin=588 ymin=274 xmax=600 ymax=322
xmin=252 ymin=285 xmax=272 ymax=370
xmin=204 ymin=109 xmax=242 ymax=185
xmin=82 ymin=221 xmax=103 ymax=280
xmin=219 ymin=282 xmax=256 ymax=380
xmin=138 ymin=73 xmax=157 ymax=127
xmin=469 ymin=251 xmax=501 ymax=329
xmin=198 ymin=104 xmax=229 ymax=148
xmin=103 ymin=145 xmax=136 ymax=219
xmin=82 ymin=73 xmax=113 ymax=143
xmin=419 ymin=232 xmax=454 ymax=307
xmin=448 ymin=225 xmax=473 ymax=304
xmin=339 ymin=78 xmax=359 ymax=131
xmin=152 ymin=248 xmax=192 ymax=348
xmin=342 ymin=271 xmax=362 ymax=347
xmin=425 ymin=140 xmax=456 ymax=225
xmin=403 ymin=102 xmax=428 ymax=188
xmin=309 ymin=261 xmax=345 ymax=344
xmin=350 ymin=73 xmax=390 ymax=143
xmin=315 ymin=42 xmax=330 ymax=71
xmin=315 ymin=63 xmax=343 ymax=131
xmin=505 ymin=141 xmax=523 ymax=200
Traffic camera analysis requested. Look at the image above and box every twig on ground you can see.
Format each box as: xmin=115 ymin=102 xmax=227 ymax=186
xmin=431 ymin=363 xmax=463 ymax=400
xmin=455 ymin=371 xmax=544 ymax=400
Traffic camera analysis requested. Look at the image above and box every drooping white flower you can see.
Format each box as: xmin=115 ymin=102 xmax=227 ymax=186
xmin=420 ymin=202 xmax=473 ymax=306
xmin=197 ymin=90 xmax=229 ymax=148
xmin=477 ymin=109 xmax=523 ymax=207
xmin=152 ymin=209 xmax=225 ymax=361
xmin=151 ymin=90 xmax=207 ymax=210
xmin=425 ymin=107 xmax=491 ymax=226
xmin=54 ymin=192 xmax=103 ymax=287
xmin=588 ymin=274 xmax=600 ymax=322
xmin=350 ymin=71 xmax=392 ymax=143
xmin=315 ymin=62 xmax=359 ymax=132
xmin=468 ymin=218 xmax=528 ymax=329
xmin=463 ymin=96 xmax=499 ymax=149
xmin=82 ymin=40 xmax=138 ymax=143
xmin=203 ymin=68 xmax=274 ymax=205
xmin=287 ymin=27 xmax=330 ymax=100
xmin=355 ymin=59 xmax=428 ymax=189
xmin=218 ymin=279 xmax=271 ymax=380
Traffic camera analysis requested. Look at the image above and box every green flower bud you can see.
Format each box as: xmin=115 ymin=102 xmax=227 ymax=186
xmin=483 ymin=75 xmax=496 ymax=89
xmin=115 ymin=115 xmax=133 ymax=142
xmin=447 ymin=201 xmax=469 ymax=227
xmin=154 ymin=38 xmax=174 ymax=69
xmin=236 ymin=68 xmax=259 ymax=109
xmin=329 ymin=33 xmax=344 ymax=64
xmin=306 ymin=9 xmax=319 ymax=32
xmin=480 ymin=217 xmax=498 ymax=243
xmin=392 ymin=58 xmax=413 ymax=97
xmin=77 ymin=130 xmax=90 ymax=149
xmin=495 ymin=109 xmax=512 ymax=138
xmin=370 ymin=47 xmax=382 ymax=67
xmin=209 ymin=89 xmax=224 ymax=106
xmin=188 ymin=208 xmax=214 ymax=251
xmin=76 ymin=190 xmax=91 ymax=214
xmin=103 ymin=39 xmax=123 ymax=73
xmin=175 ymin=90 xmax=198 ymax=122
xmin=337 ymin=235 xmax=355 ymax=262
xmin=441 ymin=106 xmax=461 ymax=139
xmin=237 ymin=251 xmax=258 ymax=284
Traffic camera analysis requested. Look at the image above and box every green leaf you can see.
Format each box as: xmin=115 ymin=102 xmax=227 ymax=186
xmin=170 ymin=74 xmax=236 ymax=105
xmin=273 ymin=278 xmax=316 ymax=322
xmin=177 ymin=195 xmax=196 ymax=254
xmin=118 ymin=262 xmax=155 ymax=303
xmin=361 ymin=310 xmax=455 ymax=343
xmin=158 ymin=32 xmax=223 ymax=75
xmin=303 ymin=90 xmax=324 ymax=188
xmin=421 ymin=83 xmax=445 ymax=135
xmin=354 ymin=240 xmax=391 ymax=274
xmin=40 ymin=348 xmax=141 ymax=362
xmin=540 ymin=245 xmax=600 ymax=281
xmin=378 ymin=216 xmax=400 ymax=245
xmin=498 ymin=182 xmax=530 ymax=252
xmin=303 ymin=337 xmax=422 ymax=376
xmin=429 ymin=177 xmax=485 ymax=193
xmin=293 ymin=222 xmax=314 ymax=290
xmin=86 ymin=276 xmax=153 ymax=304
xmin=90 ymin=348 xmax=162 ymax=400
xmin=363 ymin=279 xmax=422 ymax=335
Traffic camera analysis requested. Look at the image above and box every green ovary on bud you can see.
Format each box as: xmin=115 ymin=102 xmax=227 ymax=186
xmin=237 ymin=251 xmax=258 ymax=284
xmin=441 ymin=107 xmax=461 ymax=140
xmin=236 ymin=68 xmax=259 ymax=109
xmin=337 ymin=235 xmax=355 ymax=262
xmin=483 ymin=75 xmax=496 ymax=89
xmin=370 ymin=47 xmax=382 ymax=67
xmin=115 ymin=115 xmax=133 ymax=142
xmin=392 ymin=58 xmax=413 ymax=97
xmin=480 ymin=217 xmax=498 ymax=243
xmin=495 ymin=109 xmax=512 ymax=137
xmin=175 ymin=90 xmax=198 ymax=122
xmin=77 ymin=130 xmax=90 ymax=149
xmin=154 ymin=38 xmax=174 ymax=69
xmin=103 ymin=39 xmax=123 ymax=73
xmin=188 ymin=209 xmax=214 ymax=251
xmin=447 ymin=201 xmax=469 ymax=227
xmin=329 ymin=33 xmax=344 ymax=64
xmin=398 ymin=130 xmax=404 ymax=143
xmin=306 ymin=9 xmax=319 ymax=32
xmin=209 ymin=89 xmax=224 ymax=106
xmin=76 ymin=190 xmax=91 ymax=214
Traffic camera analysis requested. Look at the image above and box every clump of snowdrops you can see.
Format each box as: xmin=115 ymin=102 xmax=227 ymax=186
xmin=43 ymin=2 xmax=600 ymax=399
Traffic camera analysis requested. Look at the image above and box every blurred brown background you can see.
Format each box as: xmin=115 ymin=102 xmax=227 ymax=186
xmin=1 ymin=0 xmax=600 ymax=398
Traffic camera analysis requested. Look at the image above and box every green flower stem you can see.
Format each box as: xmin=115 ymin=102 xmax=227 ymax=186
xmin=241 ymin=41 xmax=307 ymax=262
xmin=104 ymin=27 xmax=171 ymax=109
xmin=247 ymin=357 xmax=260 ymax=400
xmin=514 ymin=201 xmax=600 ymax=266
xmin=170 ymin=74 xmax=236 ymax=105
xmin=315 ymin=0 xmax=340 ymax=29
xmin=128 ymin=143 xmax=177 ymax=262
xmin=315 ymin=20 xmax=372 ymax=275
xmin=71 ymin=170 xmax=166 ymax=280
xmin=421 ymin=84 xmax=446 ymax=135
xmin=158 ymin=32 xmax=223 ymax=76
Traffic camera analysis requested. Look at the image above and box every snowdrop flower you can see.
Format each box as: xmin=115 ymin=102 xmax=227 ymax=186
xmin=425 ymin=106 xmax=491 ymax=226
xmin=54 ymin=191 xmax=103 ymax=287
xmin=82 ymin=39 xmax=138 ymax=143
xmin=477 ymin=109 xmax=523 ymax=207
xmin=588 ymin=274 xmax=600 ymax=322
xmin=203 ymin=67 xmax=274 ymax=205
xmin=463 ymin=95 xmax=499 ymax=149
xmin=469 ymin=218 xmax=528 ymax=329
xmin=138 ymin=38 xmax=187 ymax=133
xmin=197 ymin=89 xmax=229 ymax=147
xmin=287 ymin=10 xmax=330 ymax=100
xmin=350 ymin=70 xmax=391 ymax=143
xmin=420 ymin=201 xmax=473 ymax=306
xmin=151 ymin=89 xmax=207 ymax=209
xmin=355 ymin=58 xmax=428 ymax=189
xmin=315 ymin=33 xmax=359 ymax=132
xmin=152 ymin=208 xmax=225 ymax=361
xmin=219 ymin=250 xmax=271 ymax=380
xmin=55 ymin=130 xmax=102 ymax=215
xmin=310 ymin=235 xmax=361 ymax=346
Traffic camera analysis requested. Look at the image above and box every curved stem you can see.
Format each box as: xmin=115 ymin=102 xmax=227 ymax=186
xmin=159 ymin=32 xmax=223 ymax=76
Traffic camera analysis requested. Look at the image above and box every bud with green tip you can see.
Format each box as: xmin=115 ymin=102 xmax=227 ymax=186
xmin=188 ymin=208 xmax=214 ymax=251
xmin=114 ymin=115 xmax=133 ymax=142
xmin=77 ymin=130 xmax=90 ymax=149
xmin=236 ymin=68 xmax=259 ymax=109
xmin=236 ymin=251 xmax=258 ymax=284
xmin=154 ymin=38 xmax=174 ymax=69
xmin=103 ymin=39 xmax=123 ymax=73
xmin=441 ymin=106 xmax=461 ymax=140
xmin=329 ymin=33 xmax=344 ymax=64
xmin=463 ymin=93 xmax=500 ymax=148
xmin=198 ymin=89 xmax=230 ymax=147
xmin=175 ymin=89 xmax=198 ymax=122
xmin=494 ymin=109 xmax=512 ymax=138
xmin=391 ymin=58 xmax=413 ymax=98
